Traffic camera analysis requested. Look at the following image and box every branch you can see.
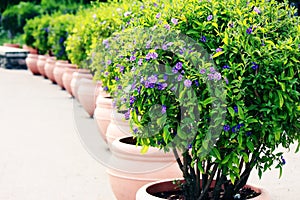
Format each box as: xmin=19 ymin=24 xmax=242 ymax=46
xmin=197 ymin=163 xmax=218 ymax=200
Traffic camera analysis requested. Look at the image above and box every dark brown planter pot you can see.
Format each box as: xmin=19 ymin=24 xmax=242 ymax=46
xmin=136 ymin=179 xmax=270 ymax=200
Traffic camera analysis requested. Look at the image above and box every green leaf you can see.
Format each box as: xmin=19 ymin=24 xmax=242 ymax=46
xmin=140 ymin=145 xmax=149 ymax=154
xmin=228 ymin=107 xmax=235 ymax=117
xmin=212 ymin=51 xmax=224 ymax=58
xmin=230 ymin=172 xmax=236 ymax=184
xmin=246 ymin=140 xmax=254 ymax=152
xmin=238 ymin=105 xmax=245 ymax=120
xmin=276 ymin=90 xmax=284 ymax=108
xmin=275 ymin=130 xmax=281 ymax=141
xmin=221 ymin=154 xmax=231 ymax=164
xmin=212 ymin=148 xmax=221 ymax=160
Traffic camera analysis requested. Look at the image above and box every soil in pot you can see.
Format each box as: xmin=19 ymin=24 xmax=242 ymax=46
xmin=137 ymin=179 xmax=266 ymax=200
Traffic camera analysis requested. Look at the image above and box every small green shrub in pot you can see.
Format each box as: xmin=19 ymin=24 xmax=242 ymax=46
xmin=23 ymin=17 xmax=40 ymax=49
xmin=66 ymin=0 xmax=142 ymax=68
xmin=48 ymin=13 xmax=75 ymax=60
xmin=32 ymin=14 xmax=52 ymax=54
xmin=93 ymin=0 xmax=300 ymax=199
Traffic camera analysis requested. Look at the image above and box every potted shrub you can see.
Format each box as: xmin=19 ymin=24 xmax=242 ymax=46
xmin=93 ymin=0 xmax=300 ymax=199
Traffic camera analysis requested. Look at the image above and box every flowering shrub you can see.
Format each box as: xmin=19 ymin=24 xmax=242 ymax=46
xmin=66 ymin=0 xmax=142 ymax=68
xmin=48 ymin=13 xmax=75 ymax=60
xmin=93 ymin=0 xmax=300 ymax=199
xmin=30 ymin=14 xmax=52 ymax=54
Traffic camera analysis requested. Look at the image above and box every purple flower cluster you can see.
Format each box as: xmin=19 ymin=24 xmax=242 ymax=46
xmin=223 ymin=65 xmax=230 ymax=69
xmin=200 ymin=36 xmax=207 ymax=43
xmin=207 ymin=15 xmax=213 ymax=21
xmin=234 ymin=106 xmax=238 ymax=113
xmin=253 ymin=7 xmax=261 ymax=14
xmin=145 ymin=52 xmax=158 ymax=60
xmin=161 ymin=105 xmax=167 ymax=114
xmin=251 ymin=62 xmax=259 ymax=70
xmin=171 ymin=18 xmax=178 ymax=25
xmin=216 ymin=48 xmax=222 ymax=53
xmin=184 ymin=79 xmax=192 ymax=88
xmin=246 ymin=27 xmax=253 ymax=34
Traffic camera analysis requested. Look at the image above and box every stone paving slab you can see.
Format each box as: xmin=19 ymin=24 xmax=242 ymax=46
xmin=0 ymin=68 xmax=115 ymax=200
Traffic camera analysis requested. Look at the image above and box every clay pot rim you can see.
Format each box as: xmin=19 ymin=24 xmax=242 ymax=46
xmin=111 ymin=136 xmax=175 ymax=160
xmin=137 ymin=179 xmax=270 ymax=200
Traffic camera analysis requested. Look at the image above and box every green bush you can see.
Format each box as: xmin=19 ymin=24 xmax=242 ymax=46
xmin=48 ymin=13 xmax=75 ymax=60
xmin=31 ymin=14 xmax=52 ymax=54
xmin=92 ymin=0 xmax=300 ymax=199
xmin=23 ymin=17 xmax=40 ymax=48
xmin=65 ymin=0 xmax=142 ymax=68
xmin=1 ymin=2 xmax=41 ymax=38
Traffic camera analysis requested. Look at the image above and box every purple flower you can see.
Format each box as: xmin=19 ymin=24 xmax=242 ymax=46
xmin=148 ymin=75 xmax=158 ymax=84
xmin=119 ymin=66 xmax=124 ymax=73
xmin=216 ymin=48 xmax=222 ymax=52
xmin=171 ymin=18 xmax=178 ymax=25
xmin=138 ymin=59 xmax=143 ymax=66
xmin=156 ymin=13 xmax=161 ymax=19
xmin=214 ymin=72 xmax=222 ymax=81
xmin=232 ymin=126 xmax=237 ymax=133
xmin=177 ymin=74 xmax=183 ymax=81
xmin=172 ymin=67 xmax=178 ymax=74
xmin=207 ymin=73 xmax=214 ymax=80
xmin=146 ymin=42 xmax=151 ymax=49
xmin=175 ymin=62 xmax=182 ymax=70
xmin=229 ymin=23 xmax=234 ymax=28
xmin=223 ymin=125 xmax=230 ymax=131
xmin=281 ymin=156 xmax=286 ymax=165
xmin=224 ymin=77 xmax=229 ymax=84
xmin=161 ymin=105 xmax=167 ymax=114
xmin=133 ymin=128 xmax=138 ymax=133
xmin=223 ymin=65 xmax=230 ymax=69
xmin=200 ymin=36 xmax=207 ymax=43
xmin=157 ymin=83 xmax=167 ymax=90
xmin=117 ymin=85 xmax=122 ymax=90
xmin=246 ymin=27 xmax=253 ymax=34
xmin=194 ymin=80 xmax=199 ymax=86
xmin=234 ymin=106 xmax=238 ymax=113
xmin=104 ymin=71 xmax=109 ymax=76
xmin=181 ymin=70 xmax=185 ymax=74
xmin=152 ymin=52 xmax=158 ymax=59
xmin=200 ymin=68 xmax=206 ymax=74
xmin=164 ymin=24 xmax=171 ymax=30
xmin=207 ymin=15 xmax=213 ymax=21
xmin=102 ymin=39 xmax=109 ymax=45
xmin=130 ymin=96 xmax=135 ymax=105
xmin=162 ymin=44 xmax=168 ymax=50
xmin=124 ymin=110 xmax=130 ymax=120
xmin=163 ymin=74 xmax=168 ymax=81
xmin=253 ymin=7 xmax=261 ymax=14
xmin=188 ymin=144 xmax=192 ymax=149
xmin=251 ymin=62 xmax=259 ymax=70
xmin=130 ymin=56 xmax=136 ymax=61
xmin=115 ymin=76 xmax=120 ymax=81
xmin=59 ymin=37 xmax=64 ymax=44
xmin=103 ymin=86 xmax=108 ymax=91
xmin=153 ymin=2 xmax=158 ymax=7
xmin=107 ymin=60 xmax=112 ymax=65
xmin=209 ymin=67 xmax=216 ymax=73
xmin=184 ymin=79 xmax=192 ymax=88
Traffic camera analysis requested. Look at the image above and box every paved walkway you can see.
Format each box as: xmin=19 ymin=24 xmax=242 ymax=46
xmin=0 ymin=68 xmax=115 ymax=200
xmin=0 ymin=68 xmax=299 ymax=200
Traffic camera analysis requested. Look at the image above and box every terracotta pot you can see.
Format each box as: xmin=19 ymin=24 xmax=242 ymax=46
xmin=3 ymin=43 xmax=20 ymax=48
xmin=77 ymin=78 xmax=97 ymax=117
xmin=37 ymin=55 xmax=49 ymax=76
xmin=53 ymin=62 xmax=74 ymax=89
xmin=70 ymin=69 xmax=93 ymax=100
xmin=62 ymin=64 xmax=78 ymax=96
xmin=26 ymin=54 xmax=40 ymax=75
xmin=94 ymin=96 xmax=113 ymax=143
xmin=107 ymin=136 xmax=181 ymax=200
xmin=45 ymin=60 xmax=68 ymax=83
xmin=44 ymin=57 xmax=57 ymax=81
xmin=22 ymin=45 xmax=38 ymax=54
xmin=136 ymin=179 xmax=270 ymax=200
xmin=106 ymin=112 xmax=131 ymax=146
